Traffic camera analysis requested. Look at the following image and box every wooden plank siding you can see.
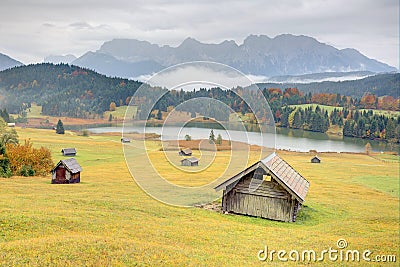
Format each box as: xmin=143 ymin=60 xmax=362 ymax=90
xmin=222 ymin=175 xmax=295 ymax=222
xmin=216 ymin=153 xmax=309 ymax=222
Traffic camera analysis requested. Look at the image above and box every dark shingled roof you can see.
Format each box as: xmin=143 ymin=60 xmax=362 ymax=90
xmin=180 ymin=148 xmax=192 ymax=155
xmin=121 ymin=137 xmax=131 ymax=142
xmin=181 ymin=156 xmax=199 ymax=163
xmin=215 ymin=152 xmax=310 ymax=202
xmin=52 ymin=158 xmax=82 ymax=174
xmin=61 ymin=148 xmax=76 ymax=155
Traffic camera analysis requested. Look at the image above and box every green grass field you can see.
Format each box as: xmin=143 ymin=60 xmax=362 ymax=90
xmin=0 ymin=128 xmax=398 ymax=266
xmin=104 ymin=106 xmax=135 ymax=121
xmin=25 ymin=103 xmax=45 ymax=118
xmin=289 ymin=104 xmax=400 ymax=118
xmin=289 ymin=103 xmax=343 ymax=113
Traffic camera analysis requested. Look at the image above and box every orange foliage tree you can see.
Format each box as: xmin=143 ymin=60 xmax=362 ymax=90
xmin=359 ymin=94 xmax=377 ymax=109
xmin=6 ymin=140 xmax=53 ymax=176
xmin=109 ymin=102 xmax=117 ymax=111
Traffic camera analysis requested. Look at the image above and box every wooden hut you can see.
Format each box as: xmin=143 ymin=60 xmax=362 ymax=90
xmin=51 ymin=158 xmax=82 ymax=184
xmin=61 ymin=148 xmax=77 ymax=156
xmin=179 ymin=148 xmax=192 ymax=156
xmin=311 ymin=156 xmax=320 ymax=163
xmin=181 ymin=157 xmax=199 ymax=166
xmin=121 ymin=137 xmax=131 ymax=143
xmin=214 ymin=152 xmax=310 ymax=222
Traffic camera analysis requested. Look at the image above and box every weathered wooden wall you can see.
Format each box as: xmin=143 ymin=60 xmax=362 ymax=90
xmin=222 ymin=174 xmax=296 ymax=222
xmin=51 ymin=166 xmax=80 ymax=184
xmin=70 ymin=173 xmax=80 ymax=183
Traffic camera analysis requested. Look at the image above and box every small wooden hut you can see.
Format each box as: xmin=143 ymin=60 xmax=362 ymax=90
xmin=51 ymin=158 xmax=82 ymax=184
xmin=181 ymin=157 xmax=199 ymax=166
xmin=61 ymin=148 xmax=77 ymax=156
xmin=121 ymin=137 xmax=131 ymax=143
xmin=179 ymin=148 xmax=192 ymax=156
xmin=311 ymin=156 xmax=321 ymax=163
xmin=215 ymin=152 xmax=310 ymax=222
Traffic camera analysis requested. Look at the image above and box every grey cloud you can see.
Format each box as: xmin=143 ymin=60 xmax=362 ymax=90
xmin=69 ymin=22 xmax=110 ymax=31
xmin=0 ymin=0 xmax=397 ymax=68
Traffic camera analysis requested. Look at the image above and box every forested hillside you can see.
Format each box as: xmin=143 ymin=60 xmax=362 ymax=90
xmin=258 ymin=73 xmax=399 ymax=98
xmin=0 ymin=63 xmax=141 ymax=117
xmin=0 ymin=63 xmax=398 ymax=143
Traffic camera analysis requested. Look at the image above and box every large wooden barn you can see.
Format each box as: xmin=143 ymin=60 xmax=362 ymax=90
xmin=215 ymin=152 xmax=310 ymax=222
xmin=51 ymin=158 xmax=82 ymax=184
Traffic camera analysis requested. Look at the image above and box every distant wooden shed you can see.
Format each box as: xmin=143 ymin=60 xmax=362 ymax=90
xmin=179 ymin=148 xmax=192 ymax=156
xmin=61 ymin=148 xmax=77 ymax=156
xmin=215 ymin=152 xmax=310 ymax=222
xmin=311 ymin=156 xmax=321 ymax=163
xmin=121 ymin=137 xmax=131 ymax=143
xmin=51 ymin=158 xmax=82 ymax=184
xmin=181 ymin=156 xmax=199 ymax=166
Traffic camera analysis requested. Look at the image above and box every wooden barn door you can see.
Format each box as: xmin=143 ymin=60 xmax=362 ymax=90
xmin=55 ymin=167 xmax=66 ymax=183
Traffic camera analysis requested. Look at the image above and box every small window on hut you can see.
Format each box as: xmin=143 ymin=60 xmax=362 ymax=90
xmin=252 ymin=167 xmax=265 ymax=180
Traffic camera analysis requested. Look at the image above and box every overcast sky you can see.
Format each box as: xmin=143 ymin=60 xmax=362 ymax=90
xmin=0 ymin=0 xmax=398 ymax=68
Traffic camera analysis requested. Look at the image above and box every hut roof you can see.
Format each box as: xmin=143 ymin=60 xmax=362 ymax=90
xmin=52 ymin=158 xmax=82 ymax=174
xmin=311 ymin=155 xmax=320 ymax=160
xmin=180 ymin=148 xmax=192 ymax=154
xmin=215 ymin=152 xmax=310 ymax=202
xmin=180 ymin=156 xmax=198 ymax=163
xmin=61 ymin=148 xmax=77 ymax=154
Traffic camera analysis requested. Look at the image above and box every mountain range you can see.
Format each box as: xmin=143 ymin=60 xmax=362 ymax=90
xmin=1 ymin=34 xmax=397 ymax=79
xmin=44 ymin=54 xmax=77 ymax=64
xmin=0 ymin=53 xmax=23 ymax=71
xmin=68 ymin=34 xmax=396 ymax=78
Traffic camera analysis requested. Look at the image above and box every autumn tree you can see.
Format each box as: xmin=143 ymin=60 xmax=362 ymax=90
xmin=6 ymin=140 xmax=53 ymax=176
xmin=109 ymin=102 xmax=117 ymax=111
xmin=365 ymin=142 xmax=372 ymax=155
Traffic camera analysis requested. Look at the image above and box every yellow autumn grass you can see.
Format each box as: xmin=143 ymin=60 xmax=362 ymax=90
xmin=0 ymin=127 xmax=398 ymax=266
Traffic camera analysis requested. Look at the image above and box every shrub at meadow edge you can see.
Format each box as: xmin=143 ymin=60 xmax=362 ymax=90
xmin=6 ymin=140 xmax=53 ymax=177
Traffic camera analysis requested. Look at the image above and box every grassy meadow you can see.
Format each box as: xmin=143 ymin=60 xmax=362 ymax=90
xmin=289 ymin=103 xmax=400 ymax=118
xmin=0 ymin=127 xmax=398 ymax=266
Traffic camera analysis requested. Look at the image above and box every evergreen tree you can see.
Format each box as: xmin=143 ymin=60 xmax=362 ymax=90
xmin=386 ymin=118 xmax=396 ymax=139
xmin=56 ymin=119 xmax=65 ymax=134
xmin=157 ymin=109 xmax=162 ymax=120
xmin=292 ymin=111 xmax=302 ymax=129
xmin=0 ymin=144 xmax=12 ymax=178
xmin=343 ymin=120 xmax=353 ymax=136
xmin=0 ymin=118 xmax=18 ymax=146
xmin=338 ymin=116 xmax=344 ymax=127
xmin=209 ymin=129 xmax=215 ymax=144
